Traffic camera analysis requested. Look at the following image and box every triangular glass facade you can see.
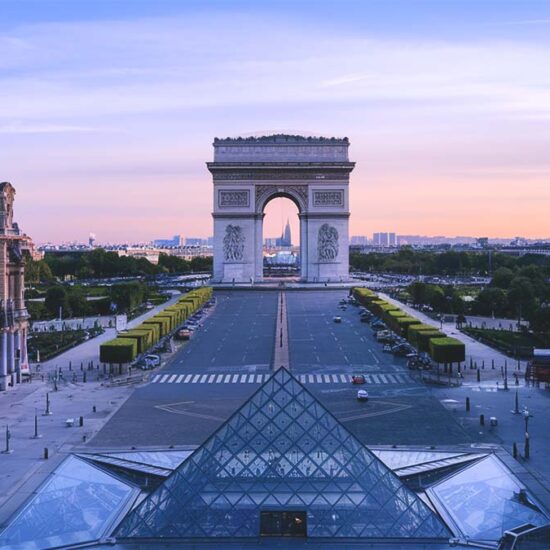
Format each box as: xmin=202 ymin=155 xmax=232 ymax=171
xmin=116 ymin=368 xmax=449 ymax=539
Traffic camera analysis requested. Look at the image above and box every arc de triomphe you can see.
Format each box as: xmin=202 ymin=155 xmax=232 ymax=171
xmin=208 ymin=135 xmax=355 ymax=283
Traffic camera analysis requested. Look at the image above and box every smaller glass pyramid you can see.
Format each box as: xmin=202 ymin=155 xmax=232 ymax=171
xmin=116 ymin=368 xmax=449 ymax=539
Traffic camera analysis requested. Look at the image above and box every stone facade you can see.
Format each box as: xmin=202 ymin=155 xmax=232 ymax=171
xmin=0 ymin=182 xmax=33 ymax=391
xmin=209 ymin=135 xmax=354 ymax=283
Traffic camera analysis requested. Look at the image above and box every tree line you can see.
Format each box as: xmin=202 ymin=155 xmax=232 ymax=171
xmin=26 ymin=249 xmax=213 ymax=282
xmin=350 ymin=248 xmax=550 ymax=277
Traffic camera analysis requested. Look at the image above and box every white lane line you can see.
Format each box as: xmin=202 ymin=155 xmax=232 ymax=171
xmin=224 ymin=375 xmax=232 ymax=383
xmin=240 ymin=375 xmax=247 ymax=383
xmin=168 ymin=375 xmax=177 ymax=383
xmin=183 ymin=374 xmax=192 ymax=383
xmin=159 ymin=374 xmax=169 ymax=383
xmin=339 ymin=374 xmax=347 ymax=383
xmin=216 ymin=374 xmax=224 ymax=383
xmin=232 ymin=374 xmax=239 ymax=383
xmin=380 ymin=374 xmax=388 ymax=384
xmin=248 ymin=375 xmax=255 ymax=383
xmin=152 ymin=374 xmax=161 ymax=383
xmin=191 ymin=375 xmax=200 ymax=383
xmin=323 ymin=375 xmax=331 ymax=383
xmin=386 ymin=374 xmax=397 ymax=383
xmin=208 ymin=375 xmax=216 ymax=383
xmin=199 ymin=375 xmax=208 ymax=383
xmin=365 ymin=375 xmax=373 ymax=384
xmin=176 ymin=375 xmax=184 ymax=383
xmin=372 ymin=374 xmax=381 ymax=384
xmin=331 ymin=374 xmax=339 ymax=383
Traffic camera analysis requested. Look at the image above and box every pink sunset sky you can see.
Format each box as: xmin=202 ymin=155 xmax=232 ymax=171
xmin=1 ymin=1 xmax=549 ymax=244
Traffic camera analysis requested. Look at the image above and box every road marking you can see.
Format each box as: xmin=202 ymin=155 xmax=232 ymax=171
xmin=150 ymin=371 xmax=415 ymax=385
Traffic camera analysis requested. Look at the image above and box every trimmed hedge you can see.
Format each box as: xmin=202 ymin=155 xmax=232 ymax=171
xmin=120 ymin=329 xmax=154 ymax=353
xmin=407 ymin=324 xmax=440 ymax=346
xmin=417 ymin=330 xmax=446 ymax=353
xmin=429 ymin=337 xmax=466 ymax=363
xmin=100 ymin=337 xmax=138 ymax=364
xmin=394 ymin=316 xmax=420 ymax=337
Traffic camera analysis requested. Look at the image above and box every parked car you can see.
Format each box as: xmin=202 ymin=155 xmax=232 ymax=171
xmin=352 ymin=375 xmax=366 ymax=384
xmin=144 ymin=354 xmax=161 ymax=367
xmin=333 ymin=316 xmax=342 ymax=323
xmin=357 ymin=390 xmax=369 ymax=401
xmin=382 ymin=344 xmax=392 ymax=353
xmin=176 ymin=329 xmax=191 ymax=341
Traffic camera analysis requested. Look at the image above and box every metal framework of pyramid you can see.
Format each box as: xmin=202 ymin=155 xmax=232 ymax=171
xmin=116 ymin=368 xmax=450 ymax=539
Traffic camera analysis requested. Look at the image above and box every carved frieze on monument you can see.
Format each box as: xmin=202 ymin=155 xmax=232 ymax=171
xmin=313 ymin=190 xmax=344 ymax=207
xmin=223 ymin=225 xmax=245 ymax=262
xmin=255 ymin=185 xmax=308 ymax=212
xmin=318 ymin=223 xmax=339 ymax=262
xmin=218 ymin=190 xmax=250 ymax=208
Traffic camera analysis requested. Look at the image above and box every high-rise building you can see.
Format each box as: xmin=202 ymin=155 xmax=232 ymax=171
xmin=0 ymin=182 xmax=33 ymax=391
xmin=373 ymin=232 xmax=394 ymax=247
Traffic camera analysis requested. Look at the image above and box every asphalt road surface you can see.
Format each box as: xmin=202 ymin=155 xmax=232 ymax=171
xmin=90 ymin=290 xmax=472 ymax=448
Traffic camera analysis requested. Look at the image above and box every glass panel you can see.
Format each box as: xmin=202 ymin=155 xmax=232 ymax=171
xmin=372 ymin=450 xmax=465 ymax=470
xmin=430 ymin=454 xmax=549 ymax=541
xmin=0 ymin=456 xmax=136 ymax=550
xmin=106 ymin=450 xmax=192 ymax=470
xmin=116 ymin=368 xmax=449 ymax=539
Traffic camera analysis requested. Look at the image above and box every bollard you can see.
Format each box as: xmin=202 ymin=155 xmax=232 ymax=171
xmin=44 ymin=447 xmax=49 ymax=459
xmin=83 ymin=372 xmax=87 ymax=383
xmin=480 ymin=414 xmax=485 ymax=426
xmin=79 ymin=416 xmax=84 ymax=427
xmin=482 ymin=360 xmax=485 ymax=370
xmin=470 ymin=357 xmax=473 ymax=369
xmin=466 ymin=397 xmax=470 ymax=412
xmin=92 ymin=405 xmax=96 ymax=413
xmin=492 ymin=358 xmax=495 ymax=369
xmin=82 ymin=435 xmax=87 ymax=442
xmin=524 ymin=433 xmax=530 ymax=459
xmin=477 ymin=369 xmax=481 ymax=382
xmin=513 ymin=442 xmax=517 ymax=459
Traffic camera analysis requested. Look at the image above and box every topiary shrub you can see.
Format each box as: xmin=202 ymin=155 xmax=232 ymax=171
xmin=429 ymin=337 xmax=465 ymax=363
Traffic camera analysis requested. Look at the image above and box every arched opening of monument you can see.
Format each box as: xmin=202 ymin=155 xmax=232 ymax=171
xmin=262 ymin=196 xmax=301 ymax=279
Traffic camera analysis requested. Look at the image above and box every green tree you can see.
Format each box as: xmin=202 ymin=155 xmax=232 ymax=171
xmin=491 ymin=267 xmax=515 ymax=289
xmin=44 ymin=286 xmax=72 ymax=318
xmin=508 ymin=277 xmax=536 ymax=321
xmin=474 ymin=287 xmax=508 ymax=317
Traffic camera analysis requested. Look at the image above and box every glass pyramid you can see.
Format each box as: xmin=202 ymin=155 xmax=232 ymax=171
xmin=116 ymin=368 xmax=450 ymax=539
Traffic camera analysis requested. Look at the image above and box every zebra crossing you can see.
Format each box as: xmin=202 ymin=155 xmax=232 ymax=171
xmin=150 ymin=372 xmax=415 ymax=385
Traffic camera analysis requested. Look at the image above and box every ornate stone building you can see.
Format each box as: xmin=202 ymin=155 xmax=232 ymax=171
xmin=209 ymin=135 xmax=355 ymax=283
xmin=0 ymin=182 xmax=33 ymax=390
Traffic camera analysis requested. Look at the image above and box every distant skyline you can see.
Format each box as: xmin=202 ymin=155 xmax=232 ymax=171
xmin=2 ymin=0 xmax=550 ymax=242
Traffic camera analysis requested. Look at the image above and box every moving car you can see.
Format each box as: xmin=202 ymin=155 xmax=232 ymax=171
xmin=176 ymin=329 xmax=191 ymax=341
xmin=352 ymin=375 xmax=366 ymax=384
xmin=333 ymin=316 xmax=342 ymax=323
xmin=357 ymin=389 xmax=369 ymax=401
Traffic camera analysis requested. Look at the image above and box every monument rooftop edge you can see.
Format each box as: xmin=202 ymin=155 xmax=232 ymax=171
xmin=212 ymin=134 xmax=351 ymax=163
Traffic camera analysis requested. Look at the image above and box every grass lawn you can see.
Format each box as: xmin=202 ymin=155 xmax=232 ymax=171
xmin=462 ymin=327 xmax=548 ymax=358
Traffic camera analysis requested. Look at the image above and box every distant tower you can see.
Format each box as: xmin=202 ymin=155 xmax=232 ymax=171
xmin=89 ymin=233 xmax=96 ymax=247
xmin=283 ymin=218 xmax=292 ymax=247
xmin=0 ymin=182 xmax=34 ymax=391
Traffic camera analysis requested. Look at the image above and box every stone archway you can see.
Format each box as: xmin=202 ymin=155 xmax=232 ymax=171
xmin=208 ymin=135 xmax=355 ymax=283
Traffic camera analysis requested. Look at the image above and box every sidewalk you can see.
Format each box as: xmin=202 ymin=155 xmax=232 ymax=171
xmin=379 ymin=293 xmax=526 ymax=386
xmin=31 ymin=291 xmax=182 ymax=376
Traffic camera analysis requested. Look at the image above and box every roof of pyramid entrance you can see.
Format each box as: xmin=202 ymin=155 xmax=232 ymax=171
xmin=213 ymin=134 xmax=349 ymax=144
xmin=115 ymin=367 xmax=450 ymax=540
